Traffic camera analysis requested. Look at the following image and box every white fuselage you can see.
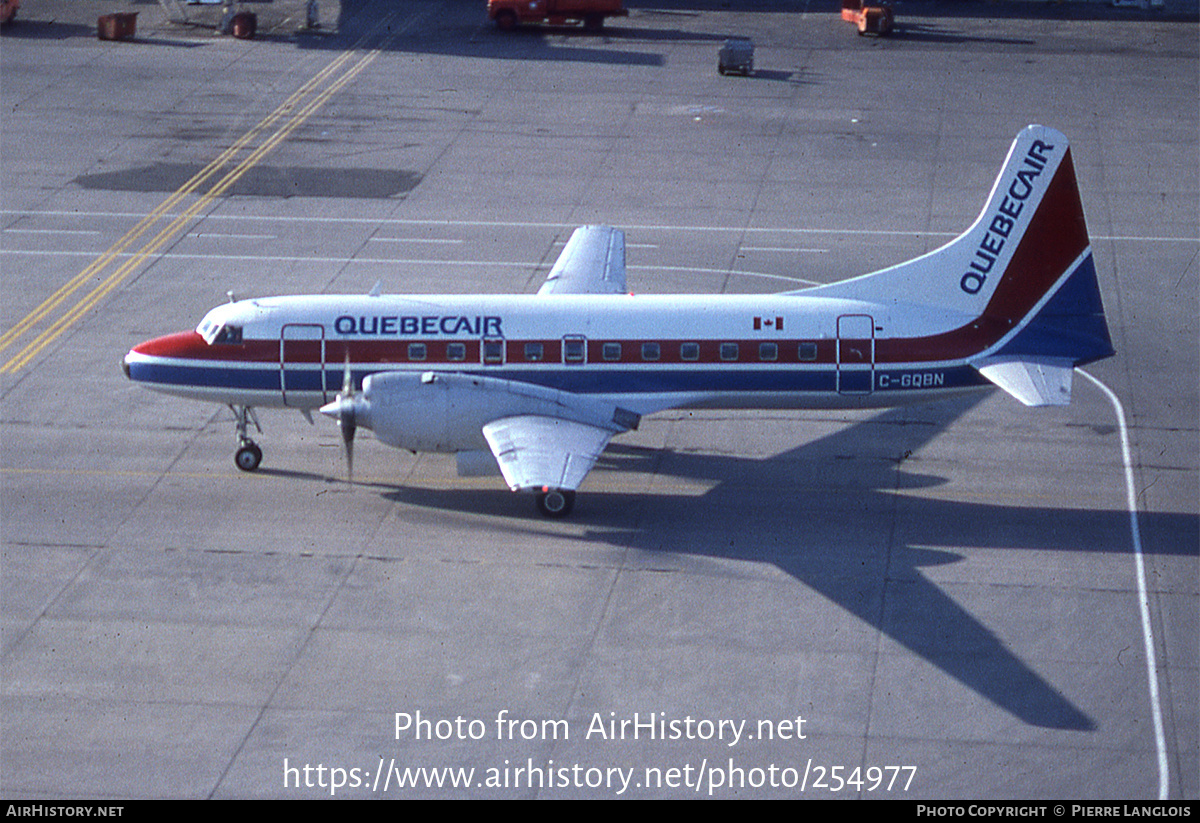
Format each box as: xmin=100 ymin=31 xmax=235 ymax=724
xmin=125 ymin=291 xmax=990 ymax=422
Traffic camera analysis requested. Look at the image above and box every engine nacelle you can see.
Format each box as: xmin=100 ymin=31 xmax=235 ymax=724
xmin=353 ymin=371 xmax=639 ymax=453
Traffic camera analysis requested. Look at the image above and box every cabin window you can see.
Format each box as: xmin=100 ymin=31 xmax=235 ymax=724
xmin=408 ymin=342 xmax=427 ymax=361
xmin=759 ymin=342 xmax=778 ymax=361
xmin=641 ymin=342 xmax=661 ymax=361
xmin=563 ymin=336 xmax=586 ymax=364
xmin=602 ymin=342 xmax=622 ymax=362
xmin=483 ymin=339 xmax=504 ymax=365
xmin=798 ymin=342 xmax=818 ymax=361
xmin=680 ymin=342 xmax=700 ymax=361
xmin=720 ymin=342 xmax=739 ymax=361
xmin=524 ymin=342 xmax=544 ymax=362
xmin=446 ymin=342 xmax=466 ymax=361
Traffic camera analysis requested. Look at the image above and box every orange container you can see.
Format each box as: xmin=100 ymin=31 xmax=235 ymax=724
xmin=97 ymin=12 xmax=137 ymax=41
xmin=231 ymin=11 xmax=257 ymax=39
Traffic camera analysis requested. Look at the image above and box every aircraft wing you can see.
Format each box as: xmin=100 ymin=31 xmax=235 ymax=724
xmin=482 ymin=415 xmax=615 ymax=492
xmin=537 ymin=225 xmax=627 ymax=295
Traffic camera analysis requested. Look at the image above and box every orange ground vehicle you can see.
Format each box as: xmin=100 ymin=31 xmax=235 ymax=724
xmin=841 ymin=0 xmax=894 ymax=36
xmin=488 ymin=0 xmax=628 ymax=31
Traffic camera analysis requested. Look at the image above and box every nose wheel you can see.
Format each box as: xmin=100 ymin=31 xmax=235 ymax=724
xmin=235 ymin=441 xmax=262 ymax=472
xmin=230 ymin=404 xmax=263 ymax=472
xmin=535 ymin=488 xmax=575 ymax=518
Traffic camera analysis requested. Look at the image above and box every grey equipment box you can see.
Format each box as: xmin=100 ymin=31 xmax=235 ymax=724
xmin=718 ymin=37 xmax=754 ymax=75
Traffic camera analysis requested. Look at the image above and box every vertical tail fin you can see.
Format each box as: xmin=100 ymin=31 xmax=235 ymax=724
xmin=801 ymin=125 xmax=1114 ymax=405
xmin=969 ymin=126 xmax=1114 ymax=404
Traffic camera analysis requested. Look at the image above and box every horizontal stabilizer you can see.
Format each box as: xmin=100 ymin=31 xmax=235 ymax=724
xmin=976 ymin=358 xmax=1074 ymax=406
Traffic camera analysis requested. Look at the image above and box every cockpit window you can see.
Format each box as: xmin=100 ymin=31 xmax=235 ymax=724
xmin=214 ymin=325 xmax=243 ymax=344
xmin=198 ymin=320 xmax=243 ymax=344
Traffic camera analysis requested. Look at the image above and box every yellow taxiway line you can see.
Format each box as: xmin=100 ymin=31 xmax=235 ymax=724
xmin=1 ymin=15 xmax=403 ymax=375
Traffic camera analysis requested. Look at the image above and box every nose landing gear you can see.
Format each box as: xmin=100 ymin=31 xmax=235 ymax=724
xmin=235 ymin=441 xmax=262 ymax=472
xmin=231 ymin=405 xmax=263 ymax=472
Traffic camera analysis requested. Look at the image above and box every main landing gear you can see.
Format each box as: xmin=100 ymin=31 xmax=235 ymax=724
xmin=231 ymin=405 xmax=263 ymax=472
xmin=535 ymin=488 xmax=575 ymax=518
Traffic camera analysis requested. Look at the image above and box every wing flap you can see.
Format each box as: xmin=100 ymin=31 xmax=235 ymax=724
xmin=482 ymin=415 xmax=614 ymax=491
xmin=537 ymin=225 xmax=627 ymax=295
xmin=976 ymin=357 xmax=1074 ymax=406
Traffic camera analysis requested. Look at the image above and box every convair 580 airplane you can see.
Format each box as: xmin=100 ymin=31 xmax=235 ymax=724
xmin=124 ymin=126 xmax=1114 ymax=517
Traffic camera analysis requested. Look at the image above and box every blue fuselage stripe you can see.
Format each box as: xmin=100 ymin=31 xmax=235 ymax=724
xmin=127 ymin=361 xmax=989 ymax=397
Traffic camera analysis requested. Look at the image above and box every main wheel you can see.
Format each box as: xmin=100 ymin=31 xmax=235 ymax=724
xmin=536 ymin=489 xmax=575 ymax=518
xmin=235 ymin=442 xmax=263 ymax=472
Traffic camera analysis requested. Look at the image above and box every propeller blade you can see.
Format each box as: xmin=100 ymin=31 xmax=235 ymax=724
xmin=341 ymin=352 xmax=354 ymax=396
xmin=340 ymin=407 xmax=356 ymax=483
xmin=317 ymin=353 xmax=359 ymax=484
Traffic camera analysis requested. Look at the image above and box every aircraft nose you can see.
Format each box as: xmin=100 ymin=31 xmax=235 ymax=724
xmin=122 ymin=353 xmax=131 ymax=380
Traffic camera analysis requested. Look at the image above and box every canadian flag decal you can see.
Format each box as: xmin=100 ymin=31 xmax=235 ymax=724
xmin=753 ymin=316 xmax=784 ymax=331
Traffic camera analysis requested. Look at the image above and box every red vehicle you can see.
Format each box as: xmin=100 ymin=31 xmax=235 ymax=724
xmin=841 ymin=0 xmax=894 ymax=36
xmin=488 ymin=0 xmax=628 ymax=31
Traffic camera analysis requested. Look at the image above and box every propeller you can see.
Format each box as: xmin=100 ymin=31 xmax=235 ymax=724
xmin=320 ymin=354 xmax=359 ymax=483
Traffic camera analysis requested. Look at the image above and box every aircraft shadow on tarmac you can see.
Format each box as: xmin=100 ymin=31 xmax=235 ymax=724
xmin=376 ymin=393 xmax=1198 ymax=732
xmin=889 ymin=24 xmax=1035 ymax=46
